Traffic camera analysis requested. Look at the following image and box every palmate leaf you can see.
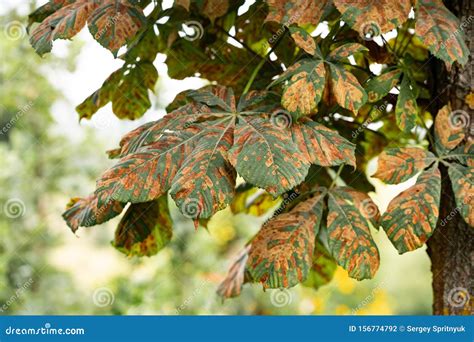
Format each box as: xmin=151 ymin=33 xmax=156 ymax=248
xmin=247 ymin=193 xmax=325 ymax=288
xmin=289 ymin=26 xmax=316 ymax=55
xmin=365 ymin=69 xmax=402 ymax=103
xmin=265 ymin=0 xmax=333 ymax=26
xmin=334 ymin=0 xmax=411 ymax=37
xmin=113 ymin=196 xmax=173 ymax=257
xmin=327 ymin=187 xmax=380 ymax=280
xmin=88 ymin=0 xmax=146 ymax=57
xmin=29 ymin=0 xmax=98 ymax=56
xmin=217 ymin=245 xmax=251 ymax=299
xmin=272 ymin=43 xmax=368 ymax=117
xmin=199 ymin=0 xmax=230 ymax=23
xmin=414 ymin=0 xmax=469 ymax=66
xmin=63 ymin=193 xmax=125 ymax=232
xmin=302 ymin=241 xmax=337 ymax=290
xmin=79 ymin=86 xmax=355 ymax=227
xmin=28 ymin=0 xmax=76 ymax=28
xmin=396 ymin=75 xmax=418 ymax=132
xmin=382 ymin=165 xmax=441 ymax=253
xmin=448 ymin=164 xmax=474 ymax=227
xmin=434 ymin=104 xmax=466 ymax=151
xmin=373 ymin=147 xmax=437 ymax=184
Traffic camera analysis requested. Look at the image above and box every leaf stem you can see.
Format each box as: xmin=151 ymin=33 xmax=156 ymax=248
xmin=329 ymin=164 xmax=345 ymax=189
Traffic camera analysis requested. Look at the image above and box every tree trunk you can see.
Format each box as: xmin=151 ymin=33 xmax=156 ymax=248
xmin=426 ymin=0 xmax=474 ymax=315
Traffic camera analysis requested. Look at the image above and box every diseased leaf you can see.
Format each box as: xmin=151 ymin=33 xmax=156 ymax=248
xmin=435 ymin=104 xmax=466 ymax=151
xmin=229 ymin=116 xmax=310 ymax=196
xmin=448 ymin=164 xmax=474 ymax=227
xmin=289 ymin=26 xmax=316 ymax=55
xmin=395 ymin=75 xmax=418 ymax=132
xmin=337 ymin=187 xmax=380 ymax=229
xmin=415 ymin=0 xmax=469 ymax=66
xmin=170 ymin=123 xmax=236 ymax=220
xmin=265 ymin=0 xmax=332 ymax=26
xmin=373 ymin=147 xmax=437 ymax=184
xmin=291 ymin=118 xmax=356 ymax=167
xmin=365 ymin=69 xmax=402 ymax=103
xmin=273 ymin=59 xmax=326 ymax=117
xmin=29 ymin=0 xmax=97 ymax=56
xmin=329 ymin=65 xmax=367 ymax=114
xmin=200 ymin=0 xmax=229 ymax=23
xmin=328 ymin=43 xmax=368 ymax=61
xmin=247 ymin=194 xmax=325 ymax=288
xmin=327 ymin=188 xmax=380 ymax=280
xmin=113 ymin=196 xmax=173 ymax=257
xmin=217 ymin=245 xmax=251 ymax=298
xmin=381 ymin=165 xmax=441 ymax=253
xmin=334 ymin=0 xmax=411 ymax=37
xmin=302 ymin=241 xmax=337 ymax=290
xmin=63 ymin=193 xmax=125 ymax=232
xmin=88 ymin=0 xmax=146 ymax=56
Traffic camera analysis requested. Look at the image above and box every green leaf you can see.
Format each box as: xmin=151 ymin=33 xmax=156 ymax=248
xmin=302 ymin=241 xmax=337 ymax=290
xmin=230 ymin=185 xmax=281 ymax=217
xmin=329 ymin=65 xmax=367 ymax=114
xmin=448 ymin=164 xmax=473 ymax=227
xmin=247 ymin=193 xmax=325 ymax=288
xmin=381 ymin=165 xmax=441 ymax=253
xmin=415 ymin=0 xmax=469 ymax=66
xmin=327 ymin=187 xmax=380 ymax=280
xmin=365 ymin=69 xmax=402 ymax=103
xmin=113 ymin=196 xmax=173 ymax=257
xmin=373 ymin=147 xmax=437 ymax=184
xmin=88 ymin=0 xmax=146 ymax=56
xmin=395 ymin=75 xmax=418 ymax=132
xmin=291 ymin=118 xmax=356 ymax=167
xmin=63 ymin=193 xmax=125 ymax=232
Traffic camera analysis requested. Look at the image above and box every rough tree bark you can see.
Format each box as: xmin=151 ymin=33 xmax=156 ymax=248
xmin=426 ymin=0 xmax=474 ymax=315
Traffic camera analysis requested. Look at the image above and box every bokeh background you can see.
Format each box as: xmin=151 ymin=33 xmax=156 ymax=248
xmin=1 ymin=0 xmax=432 ymax=315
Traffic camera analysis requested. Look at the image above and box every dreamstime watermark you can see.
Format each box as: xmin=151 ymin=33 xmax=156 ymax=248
xmin=446 ymin=287 xmax=470 ymax=308
xmin=175 ymin=280 xmax=210 ymax=313
xmin=360 ymin=21 xmax=381 ymax=41
xmin=181 ymin=198 xmax=202 ymax=219
xmin=94 ymin=13 xmax=122 ymax=40
xmin=352 ymin=101 xmax=388 ymax=139
xmin=270 ymin=109 xmax=292 ymax=129
xmin=181 ymin=21 xmax=204 ymax=41
xmin=448 ymin=109 xmax=470 ymax=132
xmin=0 ymin=278 xmax=34 ymax=313
xmin=359 ymin=198 xmax=378 ymax=219
xmin=3 ymin=20 xmax=26 ymax=41
xmin=439 ymin=207 xmax=461 ymax=227
xmin=5 ymin=323 xmax=85 ymax=336
xmin=271 ymin=190 xmax=300 ymax=218
xmin=92 ymin=287 xmax=115 ymax=307
xmin=0 ymin=100 xmax=34 ymax=136
xmin=351 ymin=282 xmax=385 ymax=314
xmin=2 ymin=198 xmax=26 ymax=219
xmin=440 ymin=15 xmax=474 ymax=51
xmin=270 ymin=288 xmax=293 ymax=307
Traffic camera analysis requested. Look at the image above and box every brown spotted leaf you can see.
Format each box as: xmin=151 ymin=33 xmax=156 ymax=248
xmin=381 ymin=165 xmax=441 ymax=253
xmin=435 ymin=104 xmax=466 ymax=151
xmin=448 ymin=164 xmax=474 ymax=227
xmin=247 ymin=194 xmax=325 ymax=288
xmin=334 ymin=0 xmax=411 ymax=37
xmin=337 ymin=187 xmax=380 ymax=229
xmin=63 ymin=193 xmax=125 ymax=232
xmin=373 ymin=147 xmax=437 ymax=184
xmin=113 ymin=196 xmax=173 ymax=257
xmin=272 ymin=58 xmax=326 ymax=117
xmin=88 ymin=0 xmax=146 ymax=56
xmin=201 ymin=0 xmax=229 ymax=23
xmin=327 ymin=188 xmax=380 ymax=280
xmin=291 ymin=118 xmax=356 ymax=167
xmin=217 ymin=245 xmax=251 ymax=298
xmin=395 ymin=75 xmax=419 ymax=132
xmin=229 ymin=116 xmax=310 ymax=196
xmin=302 ymin=241 xmax=338 ymax=290
xmin=265 ymin=0 xmax=332 ymax=26
xmin=29 ymin=0 xmax=98 ymax=56
xmin=289 ymin=26 xmax=316 ymax=55
xmin=329 ymin=65 xmax=368 ymax=114
xmin=415 ymin=0 xmax=469 ymax=66
xmin=365 ymin=69 xmax=402 ymax=103
xmin=328 ymin=43 xmax=368 ymax=61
